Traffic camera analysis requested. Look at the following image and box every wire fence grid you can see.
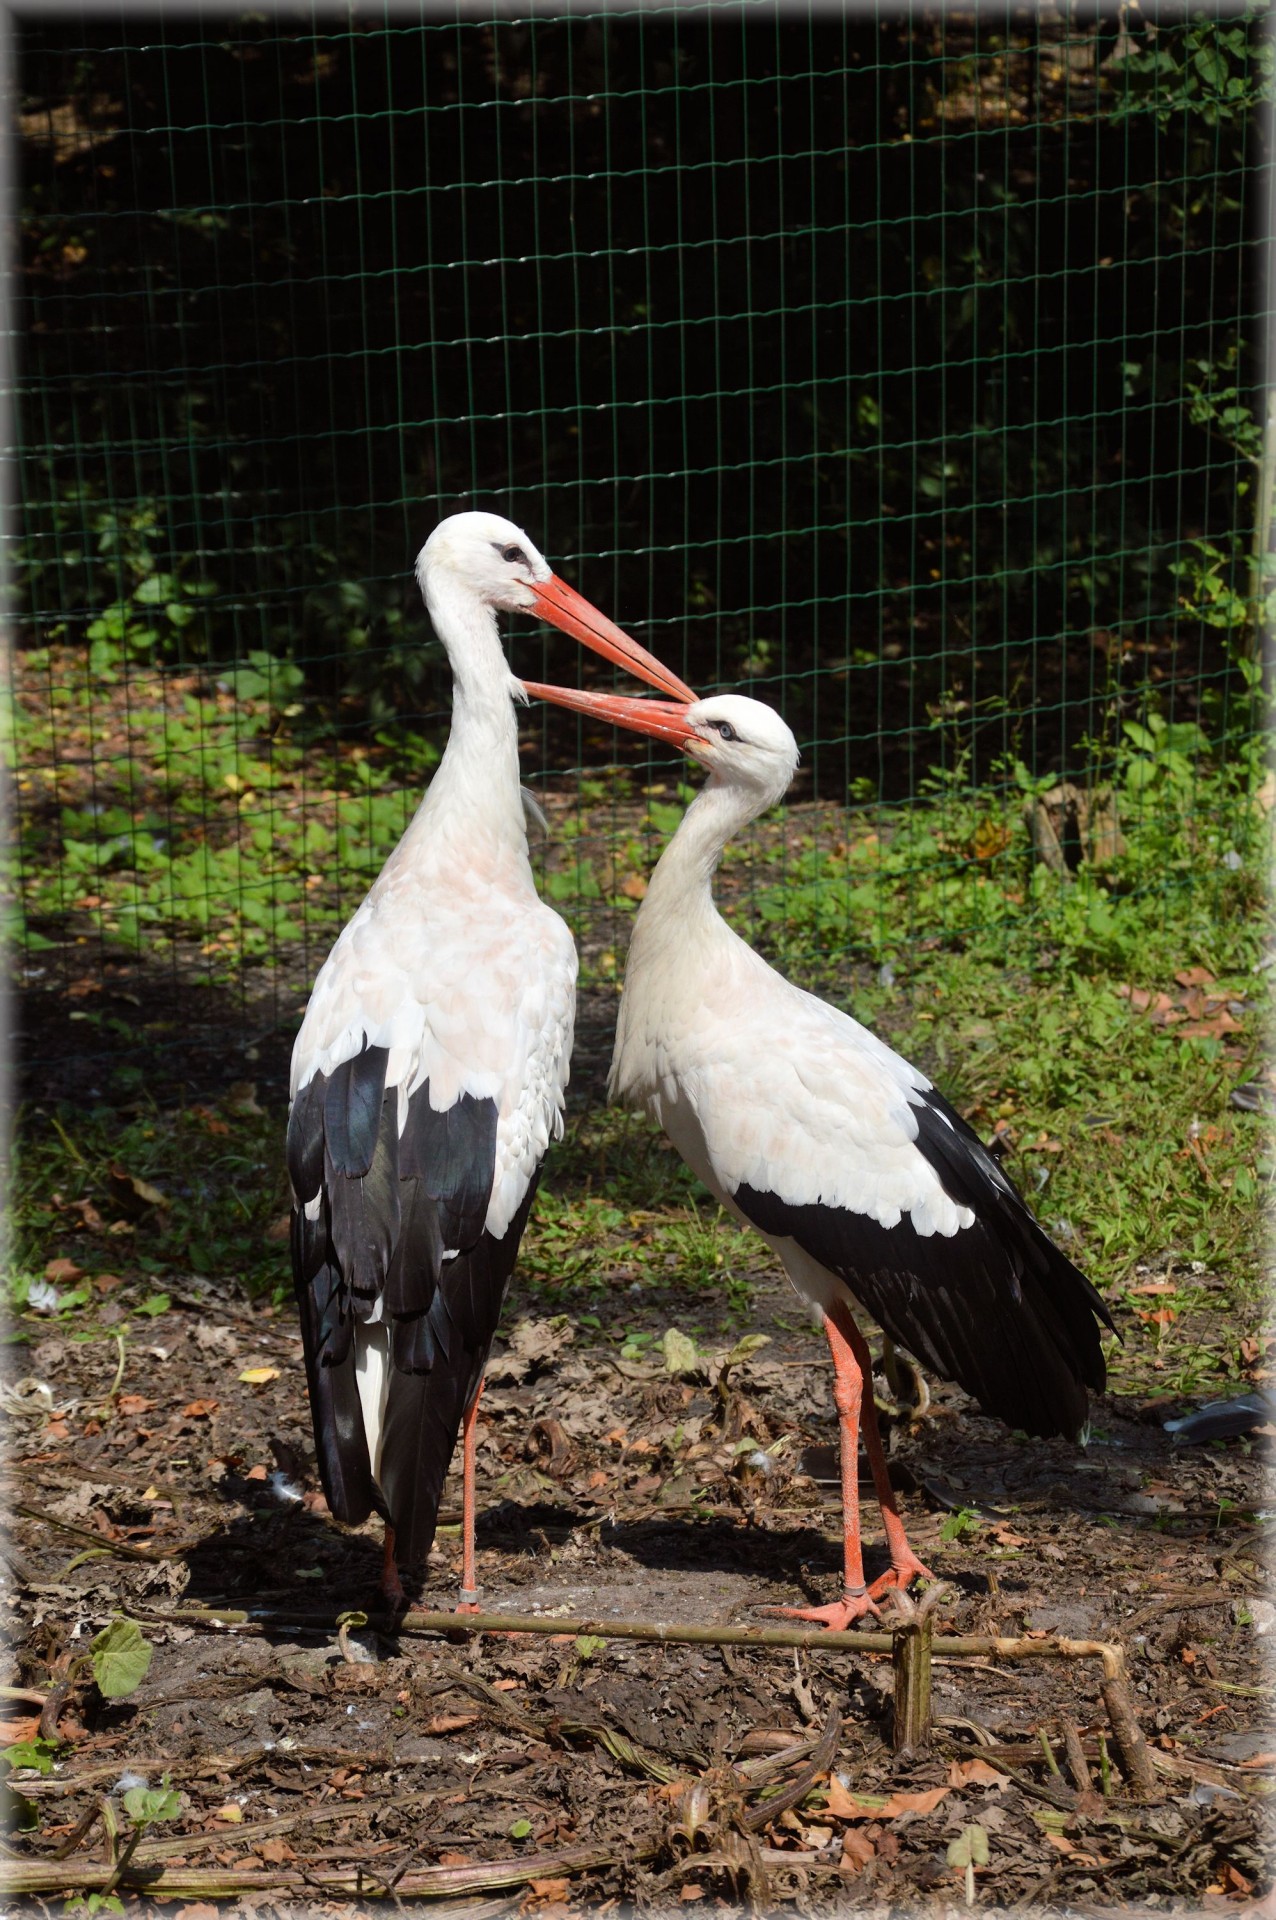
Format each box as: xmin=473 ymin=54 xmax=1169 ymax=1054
xmin=10 ymin=5 xmax=1273 ymax=1091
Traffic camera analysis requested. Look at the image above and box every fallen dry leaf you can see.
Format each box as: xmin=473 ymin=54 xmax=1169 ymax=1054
xmin=823 ymin=1778 xmax=949 ymax=1821
xmin=44 ymin=1256 xmax=84 ymax=1285
xmin=524 ymin=1879 xmax=572 ymax=1907
xmin=107 ymin=1164 xmax=170 ymax=1213
xmin=181 ymin=1399 xmax=219 ymax=1418
xmin=839 ymin=1830 xmax=876 ymax=1875
xmin=238 ymin=1366 xmax=280 ymax=1386
xmin=0 ymin=1714 xmax=41 ymax=1744
xmin=947 ymin=1757 xmax=1006 ymax=1787
xmin=115 ymin=1394 xmax=153 ymax=1416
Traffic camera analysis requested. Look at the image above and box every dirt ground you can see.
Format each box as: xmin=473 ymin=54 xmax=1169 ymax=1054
xmin=4 ymin=961 xmax=1273 ymax=1916
xmin=3 ymin=1225 xmax=1273 ymax=1914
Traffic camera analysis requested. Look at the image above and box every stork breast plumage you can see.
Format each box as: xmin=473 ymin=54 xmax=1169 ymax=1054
xmin=292 ymin=863 xmax=575 ymax=1242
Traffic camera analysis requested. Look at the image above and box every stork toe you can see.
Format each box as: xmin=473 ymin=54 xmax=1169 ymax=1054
xmin=867 ymin=1549 xmax=935 ymax=1601
xmin=760 ymin=1593 xmax=881 ymax=1630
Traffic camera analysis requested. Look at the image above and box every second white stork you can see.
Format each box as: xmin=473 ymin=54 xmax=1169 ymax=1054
xmin=520 ymin=680 xmax=1117 ymax=1627
xmin=287 ymin=512 xmax=693 ymax=1605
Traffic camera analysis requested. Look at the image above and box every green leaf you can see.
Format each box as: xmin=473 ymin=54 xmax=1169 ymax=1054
xmin=1 ymin=1737 xmax=58 ymax=1775
xmin=723 ymin=1332 xmax=770 ymax=1369
xmin=661 ymin=1327 xmax=701 ymax=1377
xmin=90 ymin=1618 xmax=153 ymax=1699
xmin=1192 ymin=43 xmax=1228 ymax=90
xmin=940 ymin=1507 xmax=982 ymax=1544
xmin=133 ymin=571 xmax=178 ymax=606
xmin=574 ymin=1634 xmax=606 ymax=1659
xmin=947 ymin=1823 xmax=990 ymax=1869
xmin=509 ymin=1817 xmax=532 ymax=1840
xmin=122 ymin=1778 xmax=180 ymax=1825
xmin=136 ymin=1293 xmax=170 ymax=1318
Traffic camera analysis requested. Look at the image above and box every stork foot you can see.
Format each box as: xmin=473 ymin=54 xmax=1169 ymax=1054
xmin=761 ymin=1592 xmax=881 ymax=1630
xmin=868 ymin=1550 xmax=935 ymax=1602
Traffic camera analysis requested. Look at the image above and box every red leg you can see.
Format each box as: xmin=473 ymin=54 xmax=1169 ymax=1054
xmin=766 ymin=1303 xmax=879 ymax=1628
xmin=836 ymin=1310 xmax=934 ymax=1601
xmin=381 ymin=1524 xmax=405 ymax=1608
xmin=456 ymin=1377 xmax=484 ymax=1614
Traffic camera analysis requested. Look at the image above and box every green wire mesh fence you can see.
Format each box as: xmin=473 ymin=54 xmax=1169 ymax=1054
xmin=11 ymin=6 xmax=1273 ymax=1093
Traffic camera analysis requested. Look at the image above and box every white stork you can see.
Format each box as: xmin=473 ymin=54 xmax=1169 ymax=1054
xmin=287 ymin=512 xmax=694 ymax=1605
xmin=520 ymin=680 xmax=1117 ymax=1627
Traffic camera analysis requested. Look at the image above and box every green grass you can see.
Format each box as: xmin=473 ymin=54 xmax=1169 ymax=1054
xmin=7 ymin=647 xmax=1271 ymax=1409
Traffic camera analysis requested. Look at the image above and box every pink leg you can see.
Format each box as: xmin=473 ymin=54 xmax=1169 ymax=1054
xmin=455 ymin=1377 xmax=485 ymax=1614
xmin=836 ymin=1310 xmax=934 ymax=1601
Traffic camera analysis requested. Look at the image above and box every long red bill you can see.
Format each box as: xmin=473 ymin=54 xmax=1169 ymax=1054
xmin=520 ymin=679 xmax=699 ymax=750
xmin=528 ymin=575 xmax=696 ymax=704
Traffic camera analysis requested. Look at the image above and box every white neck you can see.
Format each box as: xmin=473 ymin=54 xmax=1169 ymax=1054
xmin=636 ymin=775 xmax=764 ymax=943
xmin=408 ymin=575 xmax=528 ymax=853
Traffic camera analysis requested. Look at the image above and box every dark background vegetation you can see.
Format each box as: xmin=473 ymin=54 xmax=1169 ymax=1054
xmin=16 ymin=4 xmax=1269 ymax=810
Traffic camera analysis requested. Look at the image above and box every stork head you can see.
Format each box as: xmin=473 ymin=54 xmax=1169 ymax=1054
xmin=416 ymin=511 xmax=552 ymax=615
xmin=415 ymin=512 xmax=695 ymax=701
xmin=518 ymin=683 xmax=800 ymax=810
xmin=678 ymin=695 xmax=800 ymax=802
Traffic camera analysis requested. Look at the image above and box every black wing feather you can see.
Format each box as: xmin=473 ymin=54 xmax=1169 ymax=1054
xmin=289 ymin=1043 xmax=536 ymax=1567
xmin=378 ymin=1177 xmax=539 ymax=1563
xmin=733 ymin=1087 xmax=1116 ymax=1443
xmin=324 ymin=1045 xmax=389 ymax=1176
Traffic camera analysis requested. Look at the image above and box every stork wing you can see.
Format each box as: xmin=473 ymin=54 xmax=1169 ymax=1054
xmin=656 ymin=966 xmax=1114 ymax=1441
xmin=287 ymin=884 xmax=575 ymax=1561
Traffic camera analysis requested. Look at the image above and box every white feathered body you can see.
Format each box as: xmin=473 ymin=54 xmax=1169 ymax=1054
xmin=609 ymin=718 xmax=1111 ymax=1440
xmin=292 ymin=785 xmax=576 ymax=1245
xmin=286 ymin=522 xmax=578 ymax=1567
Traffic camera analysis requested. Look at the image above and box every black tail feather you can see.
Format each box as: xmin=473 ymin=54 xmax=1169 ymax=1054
xmin=288 ymin=1045 xmax=540 ymax=1571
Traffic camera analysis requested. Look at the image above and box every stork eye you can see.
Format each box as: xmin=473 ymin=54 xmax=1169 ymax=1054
xmin=495 ymin=542 xmax=530 ymax=568
xmin=711 ymin=719 xmax=738 ymax=742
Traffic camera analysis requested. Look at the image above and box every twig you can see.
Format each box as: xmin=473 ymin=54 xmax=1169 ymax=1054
xmin=130 ymin=1602 xmax=1138 ymax=1675
xmin=0 ymin=1841 xmax=631 ymax=1901
xmin=12 ymin=1504 xmax=184 ymax=1566
xmin=1123 ymin=1590 xmax=1245 ymax=1633
xmin=1060 ymin=1717 xmax=1094 ymax=1794
xmin=740 ymin=1706 xmax=840 ymax=1831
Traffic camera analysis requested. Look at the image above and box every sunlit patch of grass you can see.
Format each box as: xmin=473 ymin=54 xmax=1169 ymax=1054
xmin=10 ymin=1093 xmax=290 ymax=1333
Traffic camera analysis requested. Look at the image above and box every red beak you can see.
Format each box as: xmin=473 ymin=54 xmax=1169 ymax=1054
xmin=520 ymin=679 xmax=700 ymax=751
xmin=527 ymin=575 xmax=696 ymax=705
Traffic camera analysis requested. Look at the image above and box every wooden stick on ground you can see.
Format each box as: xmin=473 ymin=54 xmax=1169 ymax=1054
xmin=116 ymin=1601 xmax=1157 ymax=1796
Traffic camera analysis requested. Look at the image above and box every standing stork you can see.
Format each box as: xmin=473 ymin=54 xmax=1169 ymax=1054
xmin=520 ymin=681 xmax=1117 ymax=1627
xmin=287 ymin=513 xmax=694 ymax=1605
